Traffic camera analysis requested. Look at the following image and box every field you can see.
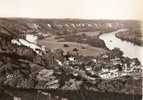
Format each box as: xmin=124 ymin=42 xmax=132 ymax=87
xmin=0 ymin=18 xmax=142 ymax=100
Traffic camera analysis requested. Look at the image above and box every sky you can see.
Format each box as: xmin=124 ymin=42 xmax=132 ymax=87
xmin=0 ymin=0 xmax=142 ymax=20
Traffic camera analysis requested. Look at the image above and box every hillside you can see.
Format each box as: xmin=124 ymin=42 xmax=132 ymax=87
xmin=0 ymin=18 xmax=142 ymax=100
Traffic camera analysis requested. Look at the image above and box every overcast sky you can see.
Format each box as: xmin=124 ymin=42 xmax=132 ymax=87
xmin=0 ymin=0 xmax=142 ymax=20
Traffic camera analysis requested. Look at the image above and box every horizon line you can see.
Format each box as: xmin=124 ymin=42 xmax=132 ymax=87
xmin=0 ymin=16 xmax=141 ymax=21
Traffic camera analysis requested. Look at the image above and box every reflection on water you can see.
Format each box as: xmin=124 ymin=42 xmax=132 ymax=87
xmin=100 ymin=29 xmax=143 ymax=65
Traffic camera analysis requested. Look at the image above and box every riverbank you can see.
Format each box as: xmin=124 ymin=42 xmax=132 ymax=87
xmin=115 ymin=30 xmax=143 ymax=46
xmin=99 ymin=29 xmax=143 ymax=65
xmin=0 ymin=18 xmax=142 ymax=100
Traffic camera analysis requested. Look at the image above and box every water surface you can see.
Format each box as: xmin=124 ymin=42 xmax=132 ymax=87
xmin=99 ymin=29 xmax=143 ymax=65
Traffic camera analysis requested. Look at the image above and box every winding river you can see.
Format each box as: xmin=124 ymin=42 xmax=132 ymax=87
xmin=8 ymin=31 xmax=143 ymax=100
xmin=99 ymin=29 xmax=143 ymax=65
xmin=22 ymin=31 xmax=143 ymax=65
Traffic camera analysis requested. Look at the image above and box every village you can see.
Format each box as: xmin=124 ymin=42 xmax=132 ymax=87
xmin=0 ymin=18 xmax=142 ymax=100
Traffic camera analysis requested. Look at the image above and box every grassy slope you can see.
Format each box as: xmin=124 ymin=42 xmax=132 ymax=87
xmin=38 ymin=35 xmax=108 ymax=57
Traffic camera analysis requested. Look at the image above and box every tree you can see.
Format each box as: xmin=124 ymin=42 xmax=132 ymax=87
xmin=111 ymin=48 xmax=123 ymax=58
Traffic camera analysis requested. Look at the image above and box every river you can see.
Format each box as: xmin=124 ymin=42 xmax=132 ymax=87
xmin=21 ymin=31 xmax=143 ymax=65
xmin=4 ymin=31 xmax=143 ymax=100
xmin=99 ymin=29 xmax=143 ymax=65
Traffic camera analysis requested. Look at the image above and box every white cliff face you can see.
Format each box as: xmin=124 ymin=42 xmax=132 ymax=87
xmin=87 ymin=24 xmax=92 ymax=27
xmin=65 ymin=24 xmax=69 ymax=27
xmin=11 ymin=38 xmax=40 ymax=50
xmin=19 ymin=39 xmax=40 ymax=50
xmin=11 ymin=39 xmax=21 ymax=46
xmin=11 ymin=34 xmax=42 ymax=54
xmin=71 ymin=24 xmax=75 ymax=28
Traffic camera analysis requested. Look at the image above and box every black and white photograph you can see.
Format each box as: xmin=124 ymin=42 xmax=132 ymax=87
xmin=0 ymin=0 xmax=142 ymax=100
